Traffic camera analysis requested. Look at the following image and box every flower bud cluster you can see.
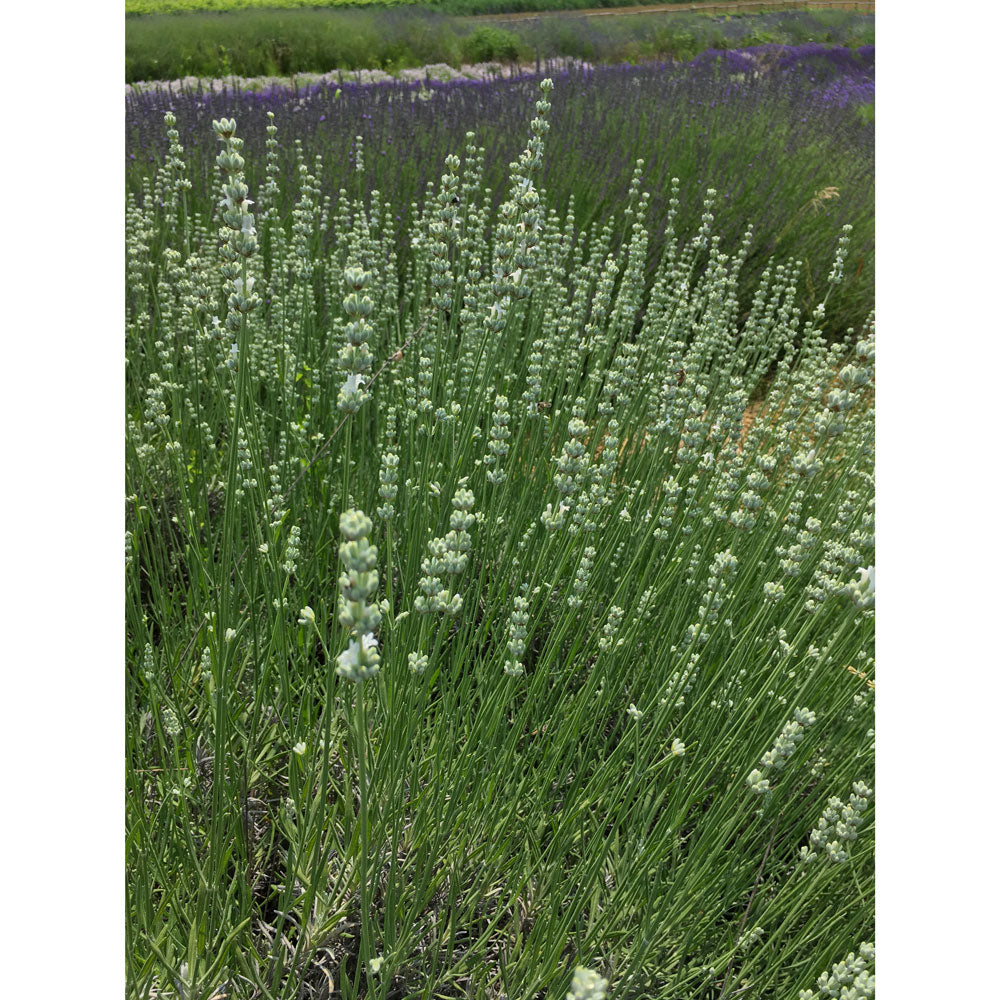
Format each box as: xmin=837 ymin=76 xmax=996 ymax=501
xmin=556 ymin=416 xmax=591 ymax=494
xmin=482 ymin=79 xmax=554 ymax=335
xmin=429 ymin=153 xmax=460 ymax=311
xmin=691 ymin=188 xmax=717 ymax=251
xmin=235 ymin=427 xmax=257 ymax=497
xmin=338 ymin=265 xmax=375 ymax=413
xmin=799 ymin=942 xmax=874 ymax=1000
xmin=161 ymin=706 xmax=182 ymax=738
xmin=827 ymin=224 xmax=854 ymax=285
xmin=681 ymin=550 xmax=738 ymax=649
xmin=213 ymin=118 xmax=261 ymax=341
xmin=415 ymin=488 xmax=476 ymax=616
xmin=747 ymin=707 xmax=817 ymax=794
xmin=568 ymin=546 xmax=596 ymax=610
xmin=567 ymin=966 xmax=607 ymax=1000
xmin=162 ymin=111 xmax=192 ymax=225
xmin=791 ymin=448 xmax=821 ymax=479
xmin=142 ymin=642 xmax=155 ymax=681
xmin=142 ymin=372 xmax=174 ymax=432
xmin=599 ymin=340 xmax=641 ymax=417
xmin=699 ymin=550 xmax=738 ymax=624
xmin=522 ymin=340 xmax=546 ymax=416
xmin=257 ymin=111 xmax=281 ymax=220
xmin=266 ymin=464 xmax=287 ymax=528
xmin=598 ymin=606 xmax=625 ymax=652
xmin=336 ymin=509 xmax=382 ymax=682
xmin=504 ymin=595 xmax=531 ymax=677
xmin=581 ymin=257 xmax=620 ymax=350
xmin=660 ymin=645 xmax=701 ymax=711
xmin=484 ymin=394 xmax=512 ymax=484
xmin=801 ymin=780 xmax=873 ymax=864
xmin=843 ymin=564 xmax=875 ymax=609
xmin=777 ymin=505 xmax=824 ymax=578
xmin=281 ymin=524 xmax=301 ymax=576
xmin=377 ymin=451 xmax=400 ymax=520
xmin=653 ymin=476 xmax=682 ymax=540
xmin=289 ymin=146 xmax=322 ymax=272
xmin=585 ymin=417 xmax=619 ymax=520
xmin=732 ymin=461 xmax=771 ymax=530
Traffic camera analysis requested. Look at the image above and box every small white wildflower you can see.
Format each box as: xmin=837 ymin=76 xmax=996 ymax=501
xmin=845 ymin=563 xmax=875 ymax=609
xmin=258 ymin=542 xmax=269 ymax=553
xmin=232 ymin=275 xmax=255 ymax=297
xmin=224 ymin=627 xmax=237 ymax=643
xmin=297 ymin=606 xmax=316 ymax=625
xmin=368 ymin=956 xmax=383 ymax=975
xmin=342 ymin=373 xmax=367 ymax=395
xmin=568 ymin=966 xmax=608 ymax=1000
xmin=161 ymin=707 xmax=182 ymax=737
xmin=292 ymin=741 xmax=306 ymax=756
xmin=670 ymin=738 xmax=686 ymax=757
xmin=627 ymin=703 xmax=643 ymax=721
xmin=337 ymin=632 xmax=380 ymax=681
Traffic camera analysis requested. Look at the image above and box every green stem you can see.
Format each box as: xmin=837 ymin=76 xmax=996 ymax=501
xmin=354 ymin=682 xmax=371 ymax=992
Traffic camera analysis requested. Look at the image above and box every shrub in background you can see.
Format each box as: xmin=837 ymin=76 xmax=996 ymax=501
xmin=461 ymin=24 xmax=524 ymax=64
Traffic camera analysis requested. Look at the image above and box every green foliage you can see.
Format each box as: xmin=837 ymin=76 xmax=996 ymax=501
xmin=855 ymin=101 xmax=874 ymax=126
xmin=126 ymin=9 xmax=466 ymax=80
xmin=653 ymin=27 xmax=698 ymax=61
xmin=461 ymin=25 xmax=524 ymax=64
xmin=126 ymin=7 xmax=875 ymax=82
xmin=126 ymin=80 xmax=874 ymax=999
xmin=126 ymin=0 xmax=734 ymax=15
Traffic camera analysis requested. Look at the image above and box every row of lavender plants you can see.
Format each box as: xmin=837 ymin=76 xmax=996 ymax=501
xmin=126 ymin=69 xmax=874 ymax=998
xmin=127 ymin=45 xmax=874 ymax=340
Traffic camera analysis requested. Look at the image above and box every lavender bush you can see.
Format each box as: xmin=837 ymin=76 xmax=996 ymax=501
xmin=126 ymin=71 xmax=874 ymax=998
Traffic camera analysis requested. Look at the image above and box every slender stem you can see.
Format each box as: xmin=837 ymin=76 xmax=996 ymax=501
xmin=212 ymin=218 xmax=251 ymax=897
xmin=354 ymin=682 xmax=371 ymax=992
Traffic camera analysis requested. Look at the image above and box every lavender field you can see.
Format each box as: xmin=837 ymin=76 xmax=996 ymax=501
xmin=127 ymin=44 xmax=874 ymax=337
xmin=126 ymin=44 xmax=875 ymax=1000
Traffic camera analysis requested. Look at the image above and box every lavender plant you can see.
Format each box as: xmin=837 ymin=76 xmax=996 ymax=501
xmin=126 ymin=76 xmax=874 ymax=1000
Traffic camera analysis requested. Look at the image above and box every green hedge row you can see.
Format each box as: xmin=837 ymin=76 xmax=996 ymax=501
xmin=126 ymin=7 xmax=875 ymax=82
